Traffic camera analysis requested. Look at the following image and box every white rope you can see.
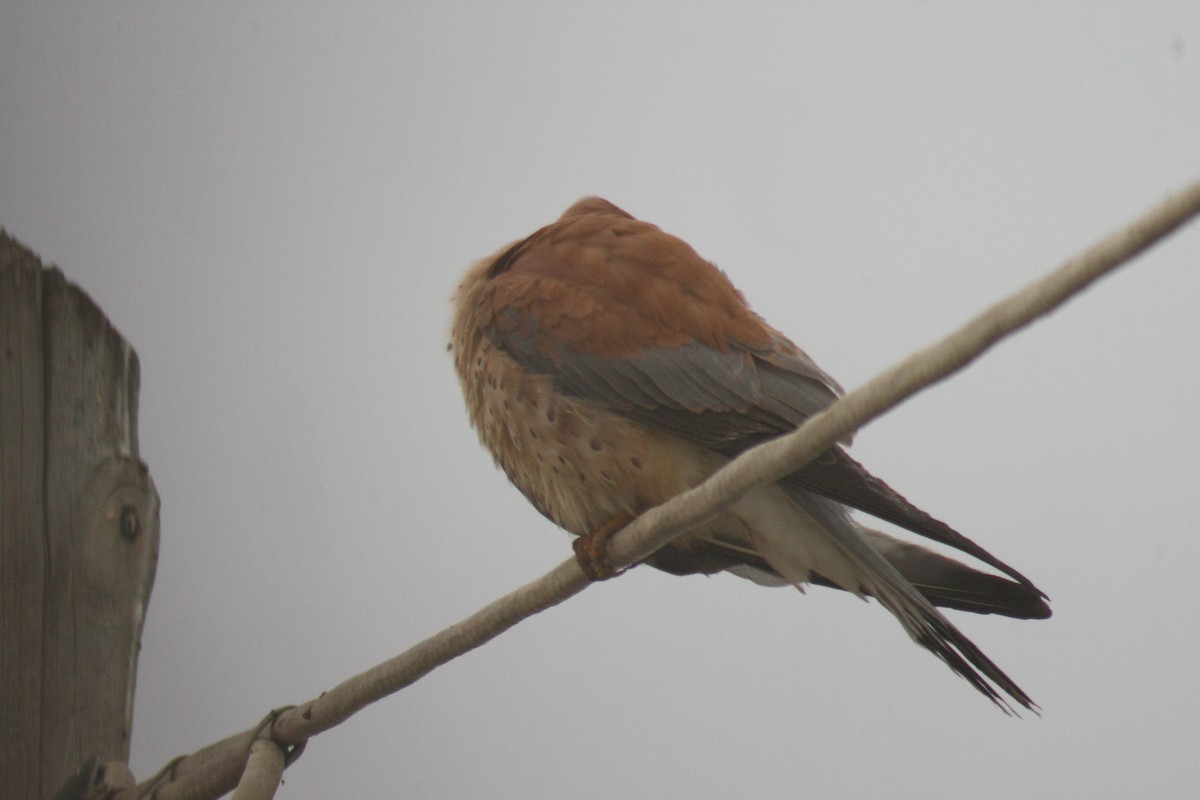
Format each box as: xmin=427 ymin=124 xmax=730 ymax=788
xmin=122 ymin=177 xmax=1200 ymax=800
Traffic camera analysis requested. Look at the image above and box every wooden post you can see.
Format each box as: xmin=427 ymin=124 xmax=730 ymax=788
xmin=1 ymin=231 xmax=159 ymax=800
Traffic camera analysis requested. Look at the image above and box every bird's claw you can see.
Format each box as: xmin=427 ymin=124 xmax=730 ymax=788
xmin=573 ymin=513 xmax=634 ymax=581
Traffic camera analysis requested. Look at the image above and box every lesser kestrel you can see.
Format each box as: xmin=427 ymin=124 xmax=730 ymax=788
xmin=451 ymin=197 xmax=1049 ymax=712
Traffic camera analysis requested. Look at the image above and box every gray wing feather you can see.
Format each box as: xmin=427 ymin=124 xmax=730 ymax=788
xmin=489 ymin=325 xmax=1046 ymax=597
xmin=496 ymin=327 xmax=838 ymax=436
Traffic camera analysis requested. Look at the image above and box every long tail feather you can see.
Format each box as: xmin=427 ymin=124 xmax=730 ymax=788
xmin=763 ymin=486 xmax=1039 ymax=713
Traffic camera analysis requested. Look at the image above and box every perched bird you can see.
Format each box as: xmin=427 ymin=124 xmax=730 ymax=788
xmin=451 ymin=197 xmax=1050 ymax=712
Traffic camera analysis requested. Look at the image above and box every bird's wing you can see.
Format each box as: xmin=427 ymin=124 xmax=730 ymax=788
xmin=479 ymin=197 xmax=1043 ymax=593
xmin=477 ymin=198 xmax=842 ymax=442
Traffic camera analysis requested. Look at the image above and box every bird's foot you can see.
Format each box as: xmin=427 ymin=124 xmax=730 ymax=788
xmin=573 ymin=513 xmax=635 ymax=581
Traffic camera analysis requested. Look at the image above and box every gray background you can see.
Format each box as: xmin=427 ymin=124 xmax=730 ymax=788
xmin=3 ymin=3 xmax=1199 ymax=798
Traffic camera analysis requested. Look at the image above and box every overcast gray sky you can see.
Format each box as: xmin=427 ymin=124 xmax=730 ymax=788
xmin=4 ymin=3 xmax=1200 ymax=798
